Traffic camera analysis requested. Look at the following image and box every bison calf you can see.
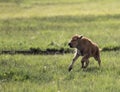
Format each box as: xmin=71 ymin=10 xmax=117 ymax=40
xmin=68 ymin=34 xmax=101 ymax=71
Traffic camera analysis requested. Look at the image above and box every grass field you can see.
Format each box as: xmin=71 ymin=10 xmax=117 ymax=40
xmin=0 ymin=0 xmax=120 ymax=51
xmin=0 ymin=0 xmax=120 ymax=92
xmin=0 ymin=51 xmax=120 ymax=92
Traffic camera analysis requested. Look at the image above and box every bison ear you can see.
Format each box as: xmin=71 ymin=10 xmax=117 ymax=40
xmin=79 ymin=35 xmax=83 ymax=39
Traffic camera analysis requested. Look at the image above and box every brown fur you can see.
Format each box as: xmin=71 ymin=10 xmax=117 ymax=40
xmin=68 ymin=34 xmax=101 ymax=71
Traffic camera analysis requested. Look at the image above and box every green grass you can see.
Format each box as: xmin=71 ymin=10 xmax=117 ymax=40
xmin=0 ymin=0 xmax=120 ymax=51
xmin=0 ymin=51 xmax=120 ymax=92
xmin=0 ymin=0 xmax=120 ymax=92
xmin=0 ymin=15 xmax=120 ymax=51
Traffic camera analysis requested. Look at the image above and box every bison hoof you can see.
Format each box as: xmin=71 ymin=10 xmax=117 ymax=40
xmin=68 ymin=66 xmax=72 ymax=72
